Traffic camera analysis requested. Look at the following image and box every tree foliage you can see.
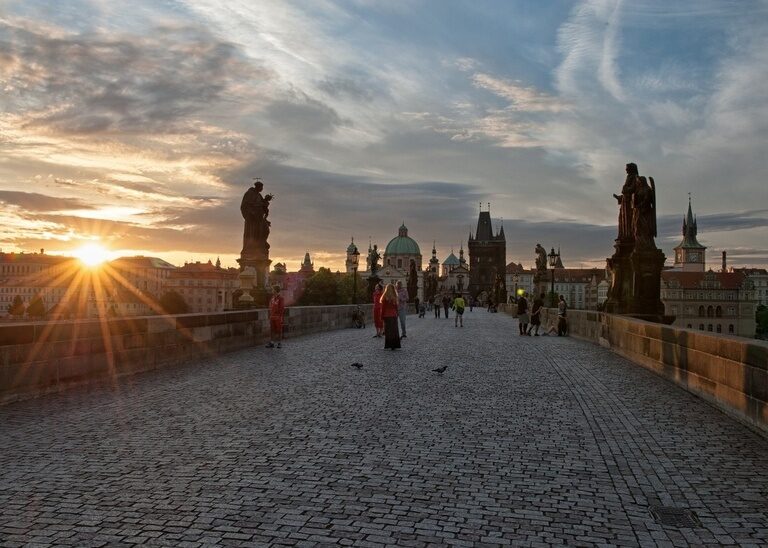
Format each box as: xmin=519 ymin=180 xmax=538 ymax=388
xmin=26 ymin=294 xmax=46 ymax=318
xmin=159 ymin=291 xmax=189 ymax=315
xmin=8 ymin=295 xmax=25 ymax=317
xmin=296 ymin=267 xmax=341 ymax=305
xmin=756 ymin=304 xmax=768 ymax=339
xmin=336 ymin=272 xmax=367 ymax=305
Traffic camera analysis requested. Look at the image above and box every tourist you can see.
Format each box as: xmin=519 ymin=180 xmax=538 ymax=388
xmin=372 ymin=281 xmax=384 ymax=338
xmin=414 ymin=296 xmax=420 ymax=315
xmin=418 ymin=302 xmax=426 ymax=318
xmin=517 ymin=293 xmax=529 ymax=336
xmin=442 ymin=295 xmax=451 ymax=319
xmin=557 ymin=295 xmax=568 ymax=336
xmin=469 ymin=296 xmax=474 ymax=312
xmin=266 ymin=285 xmax=285 ymax=348
xmin=381 ymin=283 xmax=400 ymax=350
xmin=395 ymin=280 xmax=408 ymax=338
xmin=528 ymin=292 xmax=545 ymax=336
xmin=452 ymin=293 xmax=466 ymax=327
xmin=434 ymin=295 xmax=441 ymax=318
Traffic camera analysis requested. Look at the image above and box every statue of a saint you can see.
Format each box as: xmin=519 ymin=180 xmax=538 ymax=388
xmin=632 ymin=176 xmax=657 ymax=248
xmin=240 ymin=180 xmax=273 ymax=255
xmin=407 ymin=259 xmax=418 ymax=301
xmin=614 ymin=163 xmax=639 ymax=242
xmin=535 ymin=243 xmax=547 ymax=272
xmin=368 ymin=244 xmax=381 ymax=275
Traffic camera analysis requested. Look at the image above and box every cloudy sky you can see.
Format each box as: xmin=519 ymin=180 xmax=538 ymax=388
xmin=1 ymin=0 xmax=767 ymax=271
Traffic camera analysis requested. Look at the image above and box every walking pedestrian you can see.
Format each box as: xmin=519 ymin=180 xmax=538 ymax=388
xmin=528 ymin=292 xmax=545 ymax=336
xmin=381 ymin=283 xmax=400 ymax=350
xmin=434 ymin=296 xmax=441 ymax=318
xmin=469 ymin=296 xmax=474 ymax=312
xmin=557 ymin=295 xmax=568 ymax=336
xmin=442 ymin=295 xmax=451 ymax=319
xmin=395 ymin=280 xmax=408 ymax=338
xmin=452 ymin=293 xmax=465 ymax=327
xmin=517 ymin=293 xmax=529 ymax=336
xmin=266 ymin=285 xmax=285 ymax=348
xmin=372 ymin=281 xmax=384 ymax=338
xmin=418 ymin=302 xmax=426 ymax=318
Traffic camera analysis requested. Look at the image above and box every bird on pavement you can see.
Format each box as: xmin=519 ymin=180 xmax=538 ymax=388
xmin=432 ymin=366 xmax=448 ymax=374
xmin=350 ymin=362 xmax=364 ymax=369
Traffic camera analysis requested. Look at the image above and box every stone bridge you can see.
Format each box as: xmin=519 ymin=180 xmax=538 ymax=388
xmin=1 ymin=310 xmax=767 ymax=547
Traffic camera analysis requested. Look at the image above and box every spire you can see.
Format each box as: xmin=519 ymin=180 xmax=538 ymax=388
xmin=432 ymin=240 xmax=436 ymax=255
xmin=398 ymin=223 xmax=408 ymax=237
xmin=215 ymin=256 xmax=221 ymax=269
xmin=679 ymin=195 xmax=704 ymax=249
xmin=498 ymin=218 xmax=505 ymax=240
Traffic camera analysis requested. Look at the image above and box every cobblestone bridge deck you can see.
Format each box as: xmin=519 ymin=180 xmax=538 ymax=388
xmin=1 ymin=310 xmax=767 ymax=547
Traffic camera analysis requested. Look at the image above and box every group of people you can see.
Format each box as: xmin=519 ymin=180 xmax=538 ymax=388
xmin=515 ymin=292 xmax=568 ymax=336
xmin=372 ymin=282 xmax=470 ymax=349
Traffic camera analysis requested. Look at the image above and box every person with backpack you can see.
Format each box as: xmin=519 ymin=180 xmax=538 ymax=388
xmin=516 ymin=293 xmax=529 ymax=336
xmin=452 ymin=293 xmax=466 ymax=327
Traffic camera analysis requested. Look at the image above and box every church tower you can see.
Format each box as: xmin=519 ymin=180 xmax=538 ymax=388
xmin=345 ymin=238 xmax=358 ymax=273
xmin=673 ymin=197 xmax=706 ymax=272
xmin=468 ymin=203 xmax=506 ymax=298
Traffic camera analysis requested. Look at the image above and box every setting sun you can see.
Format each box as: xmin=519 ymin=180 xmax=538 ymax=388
xmin=74 ymin=243 xmax=112 ymax=267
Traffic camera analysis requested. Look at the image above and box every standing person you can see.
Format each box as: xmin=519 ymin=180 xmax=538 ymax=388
xmin=395 ymin=280 xmax=408 ymax=338
xmin=557 ymin=295 xmax=568 ymax=336
xmin=266 ymin=285 xmax=285 ymax=348
xmin=434 ymin=295 xmax=441 ymax=318
xmin=381 ymin=283 xmax=400 ymax=350
xmin=452 ymin=293 xmax=466 ymax=327
xmin=487 ymin=297 xmax=494 ymax=312
xmin=414 ymin=296 xmax=420 ymax=316
xmin=517 ymin=293 xmax=529 ymax=336
xmin=469 ymin=296 xmax=474 ymax=312
xmin=418 ymin=302 xmax=426 ymax=318
xmin=442 ymin=295 xmax=451 ymax=319
xmin=528 ymin=292 xmax=545 ymax=336
xmin=372 ymin=281 xmax=384 ymax=338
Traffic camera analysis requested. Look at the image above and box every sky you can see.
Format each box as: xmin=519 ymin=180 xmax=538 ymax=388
xmin=1 ymin=0 xmax=767 ymax=272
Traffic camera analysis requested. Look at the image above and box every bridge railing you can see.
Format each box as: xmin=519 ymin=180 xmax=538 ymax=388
xmin=0 ymin=304 xmax=373 ymax=405
xmin=528 ymin=308 xmax=768 ymax=436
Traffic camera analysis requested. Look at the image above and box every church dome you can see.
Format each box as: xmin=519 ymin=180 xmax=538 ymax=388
xmin=443 ymin=253 xmax=459 ymax=266
xmin=385 ymin=224 xmax=421 ymax=256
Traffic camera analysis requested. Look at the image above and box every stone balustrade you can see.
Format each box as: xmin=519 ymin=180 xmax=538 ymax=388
xmin=0 ymin=304 xmax=373 ymax=405
xmin=527 ymin=307 xmax=768 ymax=435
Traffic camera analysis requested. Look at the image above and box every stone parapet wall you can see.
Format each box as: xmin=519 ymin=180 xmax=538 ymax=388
xmin=0 ymin=304 xmax=373 ymax=405
xmin=537 ymin=308 xmax=768 ymax=435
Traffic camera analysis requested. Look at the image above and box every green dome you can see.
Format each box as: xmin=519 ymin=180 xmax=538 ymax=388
xmin=384 ymin=223 xmax=421 ymax=256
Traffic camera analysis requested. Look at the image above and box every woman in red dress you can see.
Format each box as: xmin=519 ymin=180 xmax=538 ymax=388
xmin=380 ymin=283 xmax=400 ymax=350
xmin=372 ymin=281 xmax=384 ymax=337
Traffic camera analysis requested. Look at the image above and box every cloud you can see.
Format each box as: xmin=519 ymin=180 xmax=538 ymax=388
xmin=0 ymin=21 xmax=267 ymax=135
xmin=471 ymin=73 xmax=567 ymax=113
xmin=0 ymin=190 xmax=94 ymax=212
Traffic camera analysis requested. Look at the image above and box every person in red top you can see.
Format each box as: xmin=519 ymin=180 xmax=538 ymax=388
xmin=380 ymin=283 xmax=400 ymax=350
xmin=266 ymin=285 xmax=285 ymax=348
xmin=372 ymin=281 xmax=384 ymax=338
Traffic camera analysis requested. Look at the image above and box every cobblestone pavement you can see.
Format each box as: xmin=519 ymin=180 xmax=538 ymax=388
xmin=2 ymin=310 xmax=768 ymax=547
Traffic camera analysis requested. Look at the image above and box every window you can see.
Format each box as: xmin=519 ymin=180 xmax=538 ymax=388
xmin=716 ymin=325 xmax=722 ymax=333
xmin=707 ymin=324 xmax=713 ymax=332
xmin=728 ymin=324 xmax=734 ymax=334
xmin=699 ymin=324 xmax=704 ymax=330
xmin=698 ymin=305 xmax=705 ymax=317
xmin=715 ymin=306 xmax=722 ymax=318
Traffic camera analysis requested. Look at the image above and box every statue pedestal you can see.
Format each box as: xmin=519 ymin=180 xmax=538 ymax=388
xmin=237 ymin=254 xmax=272 ymax=308
xmin=367 ymin=274 xmax=381 ymax=303
xmin=605 ymin=241 xmax=665 ymax=319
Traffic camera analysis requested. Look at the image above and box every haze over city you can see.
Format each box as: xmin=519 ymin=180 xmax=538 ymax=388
xmin=1 ymin=0 xmax=767 ymax=270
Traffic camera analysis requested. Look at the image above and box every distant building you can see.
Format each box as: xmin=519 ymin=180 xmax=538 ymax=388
xmin=733 ymin=268 xmax=768 ymax=307
xmin=164 ymin=260 xmax=239 ymax=313
xmin=505 ymin=262 xmax=535 ymax=301
xmin=468 ymin=208 xmax=506 ymax=299
xmin=108 ymin=256 xmax=177 ymax=300
xmin=661 ymin=270 xmax=756 ymax=336
xmin=551 ymin=268 xmax=607 ymax=310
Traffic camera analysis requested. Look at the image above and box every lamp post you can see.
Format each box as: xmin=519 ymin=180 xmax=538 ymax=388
xmin=351 ymin=245 xmax=360 ymax=305
xmin=548 ymin=247 xmax=560 ymax=308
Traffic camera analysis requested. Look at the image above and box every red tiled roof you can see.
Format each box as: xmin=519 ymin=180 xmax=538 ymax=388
xmin=661 ymin=270 xmax=746 ymax=289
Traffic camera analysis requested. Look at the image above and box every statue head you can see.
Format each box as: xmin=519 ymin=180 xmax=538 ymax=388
xmin=626 ymin=163 xmax=638 ymax=175
xmin=253 ymin=180 xmax=264 ymax=191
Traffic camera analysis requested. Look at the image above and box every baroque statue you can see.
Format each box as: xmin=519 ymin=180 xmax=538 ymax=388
xmin=240 ymin=179 xmax=273 ymax=257
xmin=368 ymin=244 xmax=381 ymax=276
xmin=535 ymin=243 xmax=547 ymax=272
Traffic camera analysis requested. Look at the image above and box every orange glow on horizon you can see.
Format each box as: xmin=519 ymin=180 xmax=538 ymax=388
xmin=73 ymin=243 xmax=112 ymax=268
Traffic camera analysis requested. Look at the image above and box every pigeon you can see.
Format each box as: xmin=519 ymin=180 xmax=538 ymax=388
xmin=432 ymin=366 xmax=448 ymax=374
xmin=350 ymin=362 xmax=364 ymax=369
